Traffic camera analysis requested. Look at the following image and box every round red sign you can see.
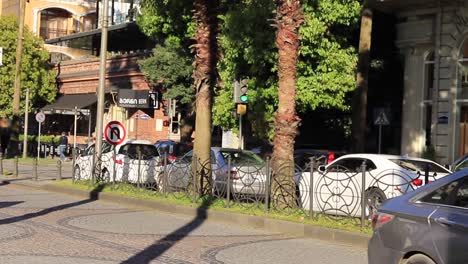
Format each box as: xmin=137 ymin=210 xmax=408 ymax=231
xmin=104 ymin=121 xmax=127 ymax=145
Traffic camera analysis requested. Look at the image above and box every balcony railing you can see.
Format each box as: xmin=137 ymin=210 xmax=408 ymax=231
xmin=40 ymin=28 xmax=75 ymax=40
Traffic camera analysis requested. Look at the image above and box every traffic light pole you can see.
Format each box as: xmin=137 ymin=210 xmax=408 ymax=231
xmin=239 ymin=114 xmax=243 ymax=150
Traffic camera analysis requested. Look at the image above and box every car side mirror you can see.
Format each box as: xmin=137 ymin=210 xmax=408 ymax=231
xmin=318 ymin=165 xmax=326 ymax=173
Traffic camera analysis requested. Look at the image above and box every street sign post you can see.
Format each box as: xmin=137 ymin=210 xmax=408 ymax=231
xmin=374 ymin=109 xmax=390 ymax=154
xmin=35 ymin=112 xmax=45 ymax=159
xmin=104 ymin=121 xmax=127 ymax=146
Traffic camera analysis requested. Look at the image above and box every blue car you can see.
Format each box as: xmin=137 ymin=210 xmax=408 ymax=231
xmin=368 ymin=169 xmax=468 ymax=264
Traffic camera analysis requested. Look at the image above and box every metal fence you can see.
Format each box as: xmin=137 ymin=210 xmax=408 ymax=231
xmin=0 ymin=146 xmax=440 ymax=231
xmin=0 ymin=152 xmax=70 ymax=181
xmin=69 ymin=151 xmax=441 ymax=230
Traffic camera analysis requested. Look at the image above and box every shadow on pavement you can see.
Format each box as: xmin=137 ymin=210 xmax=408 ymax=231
xmin=0 ymin=184 xmax=105 ymax=225
xmin=121 ymin=197 xmax=215 ymax=264
xmin=0 ymin=180 xmax=10 ymax=186
xmin=0 ymin=201 xmax=24 ymax=209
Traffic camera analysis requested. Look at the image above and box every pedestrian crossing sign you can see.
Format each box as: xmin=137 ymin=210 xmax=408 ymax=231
xmin=374 ymin=110 xmax=390 ymax=126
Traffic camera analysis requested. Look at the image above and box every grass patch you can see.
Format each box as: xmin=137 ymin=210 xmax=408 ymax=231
xmin=2 ymin=169 xmax=13 ymax=176
xmin=54 ymin=180 xmax=372 ymax=234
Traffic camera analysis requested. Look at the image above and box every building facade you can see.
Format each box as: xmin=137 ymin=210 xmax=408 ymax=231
xmin=371 ymin=0 xmax=468 ymax=164
xmin=2 ymin=0 xmax=175 ymax=146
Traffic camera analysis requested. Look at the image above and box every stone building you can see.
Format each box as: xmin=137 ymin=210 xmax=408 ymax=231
xmin=1 ymin=0 xmax=177 ymax=146
xmin=371 ymin=0 xmax=468 ymax=164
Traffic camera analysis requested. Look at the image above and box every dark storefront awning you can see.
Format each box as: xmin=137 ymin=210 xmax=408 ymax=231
xmin=42 ymin=93 xmax=97 ymax=115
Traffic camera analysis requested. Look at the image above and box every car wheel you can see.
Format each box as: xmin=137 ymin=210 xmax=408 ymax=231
xmin=365 ymin=188 xmax=387 ymax=220
xmin=73 ymin=166 xmax=81 ymax=180
xmin=405 ymin=254 xmax=436 ymax=264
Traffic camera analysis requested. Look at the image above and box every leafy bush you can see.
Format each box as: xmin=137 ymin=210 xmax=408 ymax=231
xmin=19 ymin=135 xmax=59 ymax=145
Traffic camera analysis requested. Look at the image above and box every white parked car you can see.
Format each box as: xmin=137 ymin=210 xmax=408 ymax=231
xmin=296 ymin=154 xmax=452 ymax=218
xmin=73 ymin=140 xmax=163 ymax=185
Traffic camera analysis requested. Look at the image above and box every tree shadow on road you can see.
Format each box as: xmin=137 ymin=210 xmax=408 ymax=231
xmin=0 ymin=184 xmax=104 ymax=225
xmin=0 ymin=180 xmax=10 ymax=186
xmin=0 ymin=201 xmax=23 ymax=209
xmin=120 ymin=196 xmax=215 ymax=264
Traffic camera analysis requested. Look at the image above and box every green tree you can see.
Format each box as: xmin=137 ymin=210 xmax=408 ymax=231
xmin=0 ymin=16 xmax=56 ymax=117
xmin=139 ymin=41 xmax=195 ymax=142
xmin=137 ymin=0 xmax=361 ymax=143
xmin=214 ymin=0 xmax=360 ymax=142
xmin=137 ymin=0 xmax=194 ymax=47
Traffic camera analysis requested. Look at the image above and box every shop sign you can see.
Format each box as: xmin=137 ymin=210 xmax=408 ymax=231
xmin=118 ymin=90 xmax=150 ymax=109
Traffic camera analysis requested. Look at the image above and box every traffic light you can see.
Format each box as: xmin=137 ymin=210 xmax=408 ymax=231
xmin=172 ymin=116 xmax=179 ymax=133
xmin=234 ymin=79 xmax=248 ymax=104
xmin=239 ymin=79 xmax=248 ymax=103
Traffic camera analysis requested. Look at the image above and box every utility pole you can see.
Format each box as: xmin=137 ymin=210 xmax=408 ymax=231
xmin=13 ymin=0 xmax=26 ymax=114
xmin=22 ymin=88 xmax=29 ymax=158
xmin=93 ymin=0 xmax=109 ymax=183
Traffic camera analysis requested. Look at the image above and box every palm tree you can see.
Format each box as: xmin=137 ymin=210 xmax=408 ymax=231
xmin=271 ymin=0 xmax=304 ymax=209
xmin=352 ymin=1 xmax=373 ymax=152
xmin=191 ymin=0 xmax=219 ymax=195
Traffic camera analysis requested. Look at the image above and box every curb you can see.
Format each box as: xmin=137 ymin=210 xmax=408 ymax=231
xmin=40 ymin=183 xmax=370 ymax=248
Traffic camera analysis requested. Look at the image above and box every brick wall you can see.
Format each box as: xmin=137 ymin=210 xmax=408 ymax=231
xmin=55 ymin=53 xmax=174 ymax=143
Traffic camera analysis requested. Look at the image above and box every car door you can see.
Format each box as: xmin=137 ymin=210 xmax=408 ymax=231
xmin=424 ymin=176 xmax=468 ymax=264
xmin=167 ymin=150 xmax=193 ymax=189
xmin=317 ymin=158 xmax=363 ymax=216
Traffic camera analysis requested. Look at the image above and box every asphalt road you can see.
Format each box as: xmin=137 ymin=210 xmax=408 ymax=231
xmin=0 ymin=183 xmax=367 ymax=264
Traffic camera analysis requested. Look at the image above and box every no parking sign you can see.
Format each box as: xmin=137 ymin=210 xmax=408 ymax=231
xmin=104 ymin=121 xmax=127 ymax=146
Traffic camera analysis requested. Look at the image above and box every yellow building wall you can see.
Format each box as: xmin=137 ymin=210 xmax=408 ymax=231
xmin=24 ymin=0 xmax=96 ymax=36
xmin=1 ymin=0 xmax=20 ymax=17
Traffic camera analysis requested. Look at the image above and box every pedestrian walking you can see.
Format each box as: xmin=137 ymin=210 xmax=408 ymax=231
xmin=59 ymin=132 xmax=68 ymax=162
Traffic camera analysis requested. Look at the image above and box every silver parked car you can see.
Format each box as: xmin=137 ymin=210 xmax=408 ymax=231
xmin=166 ymin=147 xmax=266 ymax=195
xmin=368 ymin=169 xmax=468 ymax=264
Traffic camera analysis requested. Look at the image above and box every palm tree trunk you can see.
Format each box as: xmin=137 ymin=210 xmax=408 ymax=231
xmin=352 ymin=3 xmax=373 ymax=152
xmin=271 ymin=0 xmax=303 ymax=209
xmin=192 ymin=0 xmax=218 ymax=196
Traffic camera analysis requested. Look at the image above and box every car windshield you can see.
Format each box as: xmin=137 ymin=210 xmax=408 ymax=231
xmin=219 ymin=150 xmax=264 ymax=166
xmin=118 ymin=144 xmax=159 ymax=159
xmin=389 ymin=159 xmax=449 ymax=173
xmin=158 ymin=143 xmax=193 ymax=157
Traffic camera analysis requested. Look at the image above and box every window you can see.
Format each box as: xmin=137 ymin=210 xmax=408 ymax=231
xmin=40 ymin=8 xmax=72 ymax=40
xmin=420 ymin=178 xmax=468 ymax=208
xmin=424 ymin=52 xmax=434 ymax=101
xmin=455 ymin=158 xmax=468 ymax=171
xmin=181 ymin=150 xmax=216 ymax=164
xmin=219 ymin=150 xmax=264 ymax=166
xmin=455 ymin=180 xmax=468 ymax=208
xmin=364 ymin=159 xmax=377 ymax=171
xmin=102 ymin=142 xmax=115 ymax=153
xmin=330 ymin=158 xmax=364 ymax=173
xmin=422 ymin=52 xmax=434 ymax=148
xmin=118 ymin=144 xmax=158 ymax=159
xmin=390 ymin=159 xmax=449 ymax=174
xmin=421 ymin=180 xmax=461 ymax=205
xmin=84 ymin=145 xmax=95 ymax=156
